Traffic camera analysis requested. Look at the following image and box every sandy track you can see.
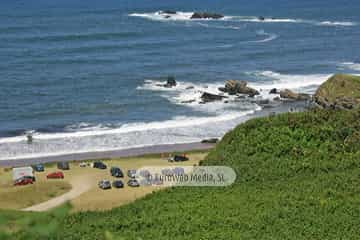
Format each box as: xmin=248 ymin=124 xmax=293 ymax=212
xmin=23 ymin=177 xmax=91 ymax=212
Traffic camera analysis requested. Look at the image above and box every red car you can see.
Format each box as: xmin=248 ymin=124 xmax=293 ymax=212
xmin=47 ymin=171 xmax=64 ymax=179
xmin=14 ymin=177 xmax=34 ymax=186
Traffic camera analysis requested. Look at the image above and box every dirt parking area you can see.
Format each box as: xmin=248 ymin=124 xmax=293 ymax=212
xmin=0 ymin=152 xmax=207 ymax=212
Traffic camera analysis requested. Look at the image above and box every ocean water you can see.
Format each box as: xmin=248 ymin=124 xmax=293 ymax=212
xmin=0 ymin=0 xmax=359 ymax=160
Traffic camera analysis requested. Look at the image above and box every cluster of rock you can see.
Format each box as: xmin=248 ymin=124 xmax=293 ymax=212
xmin=158 ymin=11 xmax=224 ymax=20
xmin=200 ymin=92 xmax=227 ymax=103
xmin=218 ymin=80 xmax=260 ymax=97
xmin=154 ymin=76 xmax=314 ymax=105
xmin=190 ymin=12 xmax=224 ymax=19
xmin=156 ymin=76 xmax=177 ymax=88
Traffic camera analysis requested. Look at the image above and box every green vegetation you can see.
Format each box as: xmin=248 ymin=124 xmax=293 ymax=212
xmin=0 ymin=181 xmax=71 ymax=210
xmin=2 ymin=109 xmax=360 ymax=239
xmin=0 ymin=204 xmax=71 ymax=239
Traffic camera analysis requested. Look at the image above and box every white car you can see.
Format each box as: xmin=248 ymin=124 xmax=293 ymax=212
xmin=79 ymin=162 xmax=87 ymax=168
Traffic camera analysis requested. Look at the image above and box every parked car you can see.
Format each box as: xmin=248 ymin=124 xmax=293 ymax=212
xmin=79 ymin=162 xmax=87 ymax=168
xmin=47 ymin=171 xmax=64 ymax=179
xmin=23 ymin=175 xmax=36 ymax=182
xmin=93 ymin=161 xmax=107 ymax=170
xmin=127 ymin=179 xmax=140 ymax=187
xmin=98 ymin=180 xmax=111 ymax=190
xmin=57 ymin=162 xmax=70 ymax=170
xmin=32 ymin=164 xmax=44 ymax=172
xmin=112 ymin=180 xmax=124 ymax=188
xmin=127 ymin=169 xmax=137 ymax=178
xmin=14 ymin=176 xmax=34 ymax=186
xmin=168 ymin=155 xmax=189 ymax=162
xmin=110 ymin=167 xmax=123 ymax=178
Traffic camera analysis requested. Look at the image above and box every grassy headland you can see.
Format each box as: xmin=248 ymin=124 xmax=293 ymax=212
xmin=2 ymin=107 xmax=360 ymax=239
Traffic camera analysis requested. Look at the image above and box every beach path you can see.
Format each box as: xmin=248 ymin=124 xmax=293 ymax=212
xmin=22 ymin=176 xmax=91 ymax=212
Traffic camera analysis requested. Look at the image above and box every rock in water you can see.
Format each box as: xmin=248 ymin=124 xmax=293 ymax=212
xmin=164 ymin=76 xmax=177 ymax=88
xmin=200 ymin=92 xmax=227 ymax=103
xmin=269 ymin=88 xmax=278 ymax=94
xmin=258 ymin=16 xmax=265 ymax=21
xmin=201 ymin=138 xmax=219 ymax=144
xmin=224 ymin=80 xmax=259 ymax=96
xmin=280 ymin=89 xmax=311 ymax=101
xmin=190 ymin=12 xmax=224 ymax=19
xmin=314 ymin=74 xmax=360 ymax=109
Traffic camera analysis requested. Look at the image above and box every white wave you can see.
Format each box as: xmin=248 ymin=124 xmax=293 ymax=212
xmin=252 ymin=30 xmax=278 ymax=43
xmin=231 ymin=16 xmax=302 ymax=23
xmin=317 ymin=21 xmax=357 ymax=26
xmin=129 ymin=11 xmax=357 ymax=28
xmin=129 ymin=11 xmax=194 ymax=21
xmin=0 ymin=110 xmax=256 ymax=160
xmin=249 ymin=71 xmax=331 ymax=92
xmin=338 ymin=62 xmax=360 ymax=71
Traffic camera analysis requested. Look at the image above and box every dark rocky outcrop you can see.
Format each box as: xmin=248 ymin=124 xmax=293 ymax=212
xmin=190 ymin=12 xmax=224 ymax=19
xmin=258 ymin=16 xmax=265 ymax=21
xmin=280 ymin=89 xmax=311 ymax=101
xmin=200 ymin=92 xmax=227 ymax=103
xmin=201 ymin=138 xmax=219 ymax=144
xmin=164 ymin=76 xmax=177 ymax=88
xmin=314 ymin=74 xmax=360 ymax=110
xmin=269 ymin=88 xmax=278 ymax=94
xmin=181 ymin=99 xmax=196 ymax=104
xmin=222 ymin=80 xmax=260 ymax=97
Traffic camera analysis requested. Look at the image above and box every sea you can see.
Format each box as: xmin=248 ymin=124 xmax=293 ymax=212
xmin=0 ymin=0 xmax=359 ymax=160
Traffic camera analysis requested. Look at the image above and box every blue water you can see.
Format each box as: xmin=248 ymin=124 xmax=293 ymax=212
xmin=0 ymin=0 xmax=359 ymax=159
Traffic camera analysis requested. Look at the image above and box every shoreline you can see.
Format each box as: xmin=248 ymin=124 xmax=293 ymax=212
xmin=0 ymin=100 xmax=309 ymax=168
xmin=0 ymin=142 xmax=214 ymax=167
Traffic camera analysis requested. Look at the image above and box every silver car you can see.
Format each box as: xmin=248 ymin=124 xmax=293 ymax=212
xmin=98 ymin=180 xmax=111 ymax=190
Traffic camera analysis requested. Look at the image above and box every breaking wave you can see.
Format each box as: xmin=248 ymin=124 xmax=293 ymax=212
xmin=129 ymin=11 xmax=357 ymax=27
xmin=338 ymin=62 xmax=360 ymax=71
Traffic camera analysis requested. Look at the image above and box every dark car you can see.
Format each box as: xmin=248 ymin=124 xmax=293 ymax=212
xmin=168 ymin=155 xmax=189 ymax=162
xmin=128 ymin=179 xmax=140 ymax=187
xmin=127 ymin=169 xmax=137 ymax=178
xmin=32 ymin=164 xmax=44 ymax=172
xmin=110 ymin=167 xmax=123 ymax=178
xmin=98 ymin=180 xmax=111 ymax=190
xmin=174 ymin=155 xmax=189 ymax=162
xmin=112 ymin=180 xmax=124 ymax=188
xmin=57 ymin=162 xmax=70 ymax=170
xmin=23 ymin=175 xmax=36 ymax=182
xmin=93 ymin=161 xmax=107 ymax=170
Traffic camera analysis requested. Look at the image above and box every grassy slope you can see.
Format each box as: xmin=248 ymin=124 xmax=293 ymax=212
xmin=315 ymin=74 xmax=360 ymax=102
xmin=4 ymin=109 xmax=360 ymax=239
xmin=0 ymin=167 xmax=71 ymax=210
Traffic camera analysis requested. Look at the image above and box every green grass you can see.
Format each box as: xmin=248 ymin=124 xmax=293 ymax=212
xmin=316 ymin=74 xmax=360 ymax=103
xmin=2 ymin=109 xmax=360 ymax=239
xmin=0 ymin=204 xmax=71 ymax=240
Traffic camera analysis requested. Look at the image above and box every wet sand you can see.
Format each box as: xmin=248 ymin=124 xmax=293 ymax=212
xmin=0 ymin=142 xmax=214 ymax=167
